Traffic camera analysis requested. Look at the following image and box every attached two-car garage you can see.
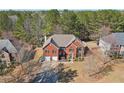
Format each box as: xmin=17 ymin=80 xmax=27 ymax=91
xmin=52 ymin=56 xmax=58 ymax=61
xmin=45 ymin=56 xmax=58 ymax=61
xmin=45 ymin=56 xmax=51 ymax=61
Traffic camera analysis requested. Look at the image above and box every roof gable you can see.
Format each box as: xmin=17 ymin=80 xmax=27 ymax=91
xmin=101 ymin=32 xmax=124 ymax=45
xmin=113 ymin=33 xmax=124 ymax=45
xmin=2 ymin=47 xmax=9 ymax=53
xmin=0 ymin=39 xmax=17 ymax=53
xmin=43 ymin=34 xmax=76 ymax=48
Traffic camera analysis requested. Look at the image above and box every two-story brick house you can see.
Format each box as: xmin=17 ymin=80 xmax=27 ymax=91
xmin=43 ymin=34 xmax=85 ymax=61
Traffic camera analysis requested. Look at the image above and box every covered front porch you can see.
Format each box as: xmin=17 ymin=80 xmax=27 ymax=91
xmin=58 ymin=47 xmax=67 ymax=61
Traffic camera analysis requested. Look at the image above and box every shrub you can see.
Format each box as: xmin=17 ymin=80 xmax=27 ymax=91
xmin=0 ymin=60 xmax=7 ymax=75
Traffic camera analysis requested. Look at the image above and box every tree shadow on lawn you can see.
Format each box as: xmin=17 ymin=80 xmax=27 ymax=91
xmin=31 ymin=63 xmax=78 ymax=83
xmin=31 ymin=68 xmax=58 ymax=83
xmin=89 ymin=65 xmax=114 ymax=80
xmin=99 ymin=65 xmax=114 ymax=77
xmin=57 ymin=63 xmax=78 ymax=83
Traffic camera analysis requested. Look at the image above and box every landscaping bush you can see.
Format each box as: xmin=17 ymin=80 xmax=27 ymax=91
xmin=0 ymin=60 xmax=7 ymax=75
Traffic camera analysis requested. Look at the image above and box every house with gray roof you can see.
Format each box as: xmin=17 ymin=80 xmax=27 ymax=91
xmin=0 ymin=39 xmax=18 ymax=66
xmin=99 ymin=32 xmax=124 ymax=56
xmin=43 ymin=34 xmax=85 ymax=61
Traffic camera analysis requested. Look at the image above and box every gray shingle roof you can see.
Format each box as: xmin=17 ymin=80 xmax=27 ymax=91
xmin=0 ymin=39 xmax=17 ymax=53
xmin=43 ymin=34 xmax=76 ymax=48
xmin=101 ymin=32 xmax=124 ymax=45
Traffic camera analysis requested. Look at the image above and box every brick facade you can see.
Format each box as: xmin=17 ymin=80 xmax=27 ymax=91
xmin=65 ymin=42 xmax=77 ymax=59
xmin=43 ymin=35 xmax=84 ymax=61
xmin=43 ymin=43 xmax=58 ymax=59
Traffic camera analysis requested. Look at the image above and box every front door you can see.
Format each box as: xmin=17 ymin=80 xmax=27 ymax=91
xmin=59 ymin=48 xmax=66 ymax=61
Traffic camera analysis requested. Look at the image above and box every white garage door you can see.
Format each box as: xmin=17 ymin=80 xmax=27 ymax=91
xmin=52 ymin=56 xmax=58 ymax=61
xmin=45 ymin=56 xmax=51 ymax=61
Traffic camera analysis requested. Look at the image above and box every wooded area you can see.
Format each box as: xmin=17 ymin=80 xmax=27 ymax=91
xmin=0 ymin=9 xmax=124 ymax=46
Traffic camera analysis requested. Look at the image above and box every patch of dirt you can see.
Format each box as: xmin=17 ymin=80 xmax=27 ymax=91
xmin=0 ymin=61 xmax=43 ymax=83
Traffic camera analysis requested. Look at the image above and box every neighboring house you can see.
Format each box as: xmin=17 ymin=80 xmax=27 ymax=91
xmin=43 ymin=34 xmax=85 ymax=61
xmin=99 ymin=33 xmax=124 ymax=56
xmin=0 ymin=39 xmax=18 ymax=66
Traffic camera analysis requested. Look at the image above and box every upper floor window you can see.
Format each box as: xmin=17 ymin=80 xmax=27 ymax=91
xmin=78 ymin=47 xmax=81 ymax=51
xmin=69 ymin=48 xmax=74 ymax=53
xmin=60 ymin=47 xmax=65 ymax=50
xmin=45 ymin=50 xmax=47 ymax=53
xmin=52 ymin=50 xmax=56 ymax=54
xmin=45 ymin=50 xmax=49 ymax=53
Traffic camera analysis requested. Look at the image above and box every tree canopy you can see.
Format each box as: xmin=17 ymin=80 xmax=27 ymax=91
xmin=0 ymin=10 xmax=124 ymax=45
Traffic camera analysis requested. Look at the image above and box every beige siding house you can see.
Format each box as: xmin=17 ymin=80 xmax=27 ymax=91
xmin=99 ymin=33 xmax=124 ymax=56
